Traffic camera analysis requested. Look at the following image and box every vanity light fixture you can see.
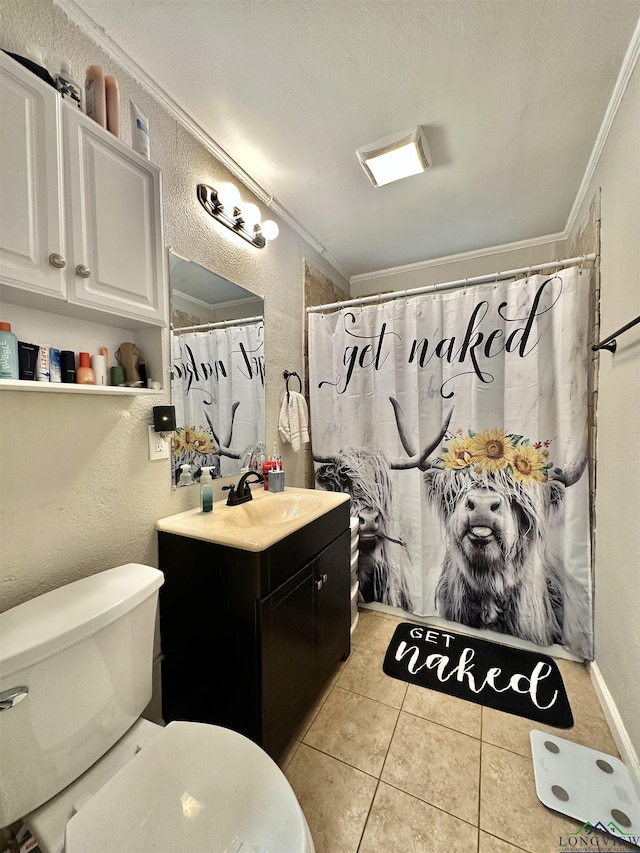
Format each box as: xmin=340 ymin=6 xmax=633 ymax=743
xmin=356 ymin=126 xmax=431 ymax=188
xmin=197 ymin=183 xmax=279 ymax=248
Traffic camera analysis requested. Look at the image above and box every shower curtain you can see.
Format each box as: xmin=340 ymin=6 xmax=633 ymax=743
xmin=309 ymin=268 xmax=593 ymax=659
xmin=171 ymin=321 xmax=265 ymax=481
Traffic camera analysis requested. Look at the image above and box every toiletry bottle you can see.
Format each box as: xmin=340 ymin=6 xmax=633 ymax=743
xmin=130 ymin=101 xmax=150 ymax=159
xmin=90 ymin=353 xmax=107 ymax=385
xmin=0 ymin=323 xmax=19 ymax=379
xmin=179 ymin=464 xmax=192 ymax=486
xmin=36 ymin=345 xmax=50 ymax=381
xmin=85 ymin=65 xmax=106 ymax=127
xmin=18 ymin=342 xmax=38 ymax=380
xmin=105 ymin=75 xmax=120 ymax=138
xmin=54 ymin=60 xmax=83 ymax=110
xmin=76 ymin=352 xmax=96 ymax=384
xmin=262 ymin=458 xmax=274 ymax=490
xmin=200 ymin=467 xmax=214 ymax=513
xmin=60 ymin=350 xmax=76 ymax=383
xmin=49 ymin=347 xmax=61 ymax=382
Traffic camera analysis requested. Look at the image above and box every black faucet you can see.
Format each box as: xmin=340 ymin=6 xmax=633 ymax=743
xmin=222 ymin=471 xmax=265 ymax=506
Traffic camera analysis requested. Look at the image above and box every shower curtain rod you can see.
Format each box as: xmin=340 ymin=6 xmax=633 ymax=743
xmin=306 ymin=253 xmax=597 ymax=313
xmin=171 ymin=315 xmax=264 ymax=334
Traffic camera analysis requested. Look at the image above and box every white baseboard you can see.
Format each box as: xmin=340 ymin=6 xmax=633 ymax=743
xmin=589 ymin=661 xmax=640 ymax=800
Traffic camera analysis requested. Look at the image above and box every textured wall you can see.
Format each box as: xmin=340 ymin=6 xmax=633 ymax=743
xmin=0 ymin=0 xmax=347 ymax=611
xmin=567 ymin=60 xmax=640 ymax=761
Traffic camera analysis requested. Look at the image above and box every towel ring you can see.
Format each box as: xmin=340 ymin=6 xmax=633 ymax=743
xmin=283 ymin=370 xmax=302 ymax=400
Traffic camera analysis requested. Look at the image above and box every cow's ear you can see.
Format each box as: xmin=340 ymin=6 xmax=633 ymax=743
xmin=548 ymin=479 xmax=566 ymax=508
xmin=424 ymin=469 xmax=439 ymax=503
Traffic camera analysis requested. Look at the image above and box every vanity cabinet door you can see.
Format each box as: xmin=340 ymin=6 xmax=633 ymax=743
xmin=63 ymin=107 xmax=166 ymax=325
xmin=0 ymin=53 xmax=66 ymax=299
xmin=315 ymin=529 xmax=351 ymax=685
xmin=260 ymin=562 xmax=316 ymax=758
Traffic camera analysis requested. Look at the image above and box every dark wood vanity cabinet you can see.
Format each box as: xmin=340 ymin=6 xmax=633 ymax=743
xmin=157 ymin=501 xmax=351 ymax=760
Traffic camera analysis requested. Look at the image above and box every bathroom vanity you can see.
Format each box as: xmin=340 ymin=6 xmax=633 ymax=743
xmin=157 ymin=487 xmax=351 ymax=760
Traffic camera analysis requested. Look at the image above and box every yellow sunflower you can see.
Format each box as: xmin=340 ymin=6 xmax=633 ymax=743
xmin=173 ymin=426 xmax=214 ymax=455
xmin=469 ymin=428 xmax=514 ymax=472
xmin=510 ymin=443 xmax=548 ymax=485
xmin=441 ymin=435 xmax=475 ymax=469
xmin=190 ymin=427 xmax=213 ymax=454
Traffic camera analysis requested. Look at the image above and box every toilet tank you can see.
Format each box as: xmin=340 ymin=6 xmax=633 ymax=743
xmin=0 ymin=564 xmax=164 ymax=828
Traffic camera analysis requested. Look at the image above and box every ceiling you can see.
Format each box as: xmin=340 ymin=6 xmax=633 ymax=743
xmin=67 ymin=0 xmax=639 ymax=279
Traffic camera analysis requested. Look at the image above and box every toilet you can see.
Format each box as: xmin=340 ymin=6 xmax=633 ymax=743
xmin=0 ymin=564 xmax=314 ymax=853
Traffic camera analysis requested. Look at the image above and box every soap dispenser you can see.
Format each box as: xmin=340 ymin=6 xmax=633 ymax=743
xmin=178 ymin=464 xmax=192 ymax=486
xmin=200 ymin=467 xmax=214 ymax=513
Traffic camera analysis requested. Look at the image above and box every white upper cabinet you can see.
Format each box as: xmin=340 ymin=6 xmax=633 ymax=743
xmin=0 ymin=52 xmax=67 ymax=298
xmin=63 ymin=105 xmax=165 ymax=323
xmin=0 ymin=51 xmax=166 ymax=327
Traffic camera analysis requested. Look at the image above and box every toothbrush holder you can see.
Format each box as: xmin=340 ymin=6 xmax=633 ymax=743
xmin=268 ymin=470 xmax=285 ymax=493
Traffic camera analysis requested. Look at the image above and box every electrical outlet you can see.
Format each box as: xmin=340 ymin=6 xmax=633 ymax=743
xmin=148 ymin=426 xmax=170 ymax=461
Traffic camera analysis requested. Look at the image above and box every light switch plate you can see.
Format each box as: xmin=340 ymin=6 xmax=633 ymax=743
xmin=148 ymin=426 xmax=170 ymax=461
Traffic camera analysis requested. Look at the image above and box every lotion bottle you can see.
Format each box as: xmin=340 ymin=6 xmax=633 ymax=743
xmin=200 ymin=467 xmax=214 ymax=513
xmin=76 ymin=352 xmax=96 ymax=384
xmin=105 ymin=75 xmax=120 ymax=138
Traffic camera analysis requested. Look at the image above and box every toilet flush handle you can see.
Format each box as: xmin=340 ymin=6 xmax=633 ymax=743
xmin=0 ymin=686 xmax=28 ymax=711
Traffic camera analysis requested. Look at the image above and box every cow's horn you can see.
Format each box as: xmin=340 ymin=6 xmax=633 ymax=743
xmin=222 ymin=401 xmax=240 ymax=448
xmin=218 ymin=447 xmax=242 ymax=460
xmin=313 ymin=454 xmax=339 ymax=465
xmin=204 ymin=409 xmax=220 ymax=446
xmin=549 ymin=441 xmax=588 ymax=487
xmin=389 ymin=398 xmax=453 ymax=470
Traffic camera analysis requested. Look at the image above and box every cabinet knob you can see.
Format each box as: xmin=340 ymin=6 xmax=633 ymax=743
xmin=322 ymin=573 xmax=328 ymax=584
xmin=76 ymin=264 xmax=91 ymax=279
xmin=315 ymin=579 xmax=324 ymax=591
xmin=49 ymin=253 xmax=66 ymax=269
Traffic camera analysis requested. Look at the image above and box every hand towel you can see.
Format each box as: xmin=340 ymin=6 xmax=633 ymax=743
xmin=279 ymin=390 xmax=310 ymax=453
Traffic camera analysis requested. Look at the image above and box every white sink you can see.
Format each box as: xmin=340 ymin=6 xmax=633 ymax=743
xmin=157 ymin=487 xmax=350 ymax=552
xmin=224 ymin=493 xmax=322 ymax=528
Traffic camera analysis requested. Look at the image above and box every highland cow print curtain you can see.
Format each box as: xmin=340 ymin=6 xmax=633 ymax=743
xmin=171 ymin=321 xmax=265 ymax=482
xmin=309 ymin=268 xmax=593 ymax=659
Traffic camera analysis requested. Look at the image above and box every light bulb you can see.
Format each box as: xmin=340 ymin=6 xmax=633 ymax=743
xmin=241 ymin=202 xmax=261 ymax=230
xmin=216 ymin=182 xmax=241 ymax=211
xmin=261 ymin=219 xmax=279 ymax=241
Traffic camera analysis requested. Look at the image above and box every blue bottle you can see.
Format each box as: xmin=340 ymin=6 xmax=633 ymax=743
xmin=0 ymin=322 xmax=19 ymax=379
xmin=200 ymin=467 xmax=214 ymax=513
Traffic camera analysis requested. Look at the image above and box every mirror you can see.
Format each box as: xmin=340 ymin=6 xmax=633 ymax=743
xmin=169 ymin=251 xmax=265 ymax=486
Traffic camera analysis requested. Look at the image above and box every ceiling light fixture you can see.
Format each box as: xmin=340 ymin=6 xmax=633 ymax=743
xmin=197 ymin=183 xmax=279 ymax=248
xmin=356 ymin=126 xmax=431 ymax=188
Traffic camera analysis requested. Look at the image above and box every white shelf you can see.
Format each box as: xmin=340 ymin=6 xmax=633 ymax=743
xmin=0 ymin=379 xmax=164 ymax=396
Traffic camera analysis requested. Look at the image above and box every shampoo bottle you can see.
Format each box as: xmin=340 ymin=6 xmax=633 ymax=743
xmin=0 ymin=322 xmax=19 ymax=379
xmin=200 ymin=467 xmax=214 ymax=513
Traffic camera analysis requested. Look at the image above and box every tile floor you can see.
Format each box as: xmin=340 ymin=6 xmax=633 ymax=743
xmin=282 ymin=608 xmax=638 ymax=853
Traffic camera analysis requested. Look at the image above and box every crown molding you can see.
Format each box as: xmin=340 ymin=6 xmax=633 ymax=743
xmin=350 ymin=232 xmax=567 ymax=284
xmin=565 ymin=15 xmax=640 ymax=238
xmin=53 ymin=0 xmax=348 ymax=280
xmin=54 ymin=0 xmax=638 ymax=286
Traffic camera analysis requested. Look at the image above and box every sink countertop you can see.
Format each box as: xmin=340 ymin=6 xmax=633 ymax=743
xmin=156 ymin=486 xmax=350 ymax=552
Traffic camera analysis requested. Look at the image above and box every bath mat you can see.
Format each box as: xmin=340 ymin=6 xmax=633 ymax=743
xmin=530 ymin=731 xmax=640 ymax=847
xmin=383 ymin=622 xmax=573 ymax=728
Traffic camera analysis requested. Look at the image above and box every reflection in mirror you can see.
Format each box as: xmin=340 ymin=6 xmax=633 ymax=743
xmin=169 ymin=251 xmax=265 ymax=486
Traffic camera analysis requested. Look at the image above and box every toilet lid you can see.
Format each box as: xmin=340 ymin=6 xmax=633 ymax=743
xmin=65 ymin=721 xmax=312 ymax=853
